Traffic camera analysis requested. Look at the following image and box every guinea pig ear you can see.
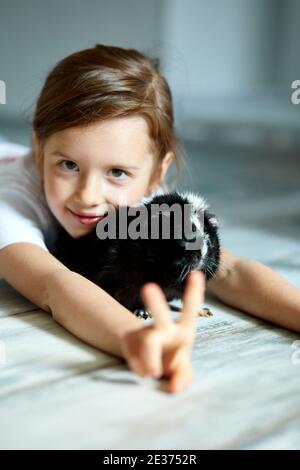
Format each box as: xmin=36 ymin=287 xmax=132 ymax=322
xmin=207 ymin=212 xmax=219 ymax=228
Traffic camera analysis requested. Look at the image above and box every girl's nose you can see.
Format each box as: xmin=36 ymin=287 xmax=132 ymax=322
xmin=73 ymin=176 xmax=105 ymax=208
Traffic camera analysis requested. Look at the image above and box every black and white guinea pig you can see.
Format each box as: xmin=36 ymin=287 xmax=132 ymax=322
xmin=47 ymin=191 xmax=220 ymax=319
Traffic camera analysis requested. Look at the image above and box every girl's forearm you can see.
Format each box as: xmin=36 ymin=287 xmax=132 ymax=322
xmin=45 ymin=269 xmax=143 ymax=359
xmin=210 ymin=259 xmax=300 ymax=332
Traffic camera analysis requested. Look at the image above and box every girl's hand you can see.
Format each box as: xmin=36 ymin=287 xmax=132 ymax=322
xmin=120 ymin=270 xmax=205 ymax=394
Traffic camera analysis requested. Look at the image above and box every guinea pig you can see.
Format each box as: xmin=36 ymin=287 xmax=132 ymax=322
xmin=47 ymin=191 xmax=220 ymax=320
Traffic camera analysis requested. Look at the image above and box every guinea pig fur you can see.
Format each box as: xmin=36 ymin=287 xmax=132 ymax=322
xmin=47 ymin=191 xmax=220 ymax=319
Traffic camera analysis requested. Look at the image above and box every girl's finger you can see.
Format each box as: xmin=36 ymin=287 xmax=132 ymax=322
xmin=127 ymin=356 xmax=146 ymax=377
xmin=140 ymin=282 xmax=173 ymax=330
xmin=138 ymin=331 xmax=163 ymax=378
xmin=179 ymin=270 xmax=205 ymax=327
xmin=168 ymin=363 xmax=194 ymax=394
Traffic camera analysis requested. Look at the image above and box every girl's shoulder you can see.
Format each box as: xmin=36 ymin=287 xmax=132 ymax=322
xmin=0 ymin=142 xmax=41 ymax=195
xmin=0 ymin=140 xmax=56 ymax=250
xmin=0 ymin=138 xmax=30 ymax=161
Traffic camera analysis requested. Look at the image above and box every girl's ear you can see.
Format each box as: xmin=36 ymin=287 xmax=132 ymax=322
xmin=32 ymin=131 xmax=44 ymax=181
xmin=159 ymin=151 xmax=174 ymax=183
xmin=147 ymin=152 xmax=174 ymax=196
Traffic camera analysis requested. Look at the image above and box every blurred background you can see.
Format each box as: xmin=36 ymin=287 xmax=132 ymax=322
xmin=0 ymin=0 xmax=299 ymax=270
xmin=1 ymin=0 xmax=300 ymax=146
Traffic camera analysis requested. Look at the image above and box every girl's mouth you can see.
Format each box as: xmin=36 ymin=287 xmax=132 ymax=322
xmin=68 ymin=209 xmax=107 ymax=226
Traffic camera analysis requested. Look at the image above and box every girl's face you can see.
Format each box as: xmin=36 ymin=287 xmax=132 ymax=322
xmin=34 ymin=116 xmax=173 ymax=238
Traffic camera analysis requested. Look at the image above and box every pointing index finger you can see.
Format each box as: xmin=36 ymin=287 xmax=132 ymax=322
xmin=140 ymin=282 xmax=173 ymax=329
xmin=180 ymin=270 xmax=205 ymax=326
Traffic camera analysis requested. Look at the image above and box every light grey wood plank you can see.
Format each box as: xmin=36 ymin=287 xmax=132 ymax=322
xmin=0 ymin=277 xmax=37 ymax=317
xmin=244 ymin=421 xmax=300 ymax=450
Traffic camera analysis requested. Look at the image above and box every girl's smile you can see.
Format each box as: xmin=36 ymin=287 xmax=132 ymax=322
xmin=68 ymin=208 xmax=108 ymax=226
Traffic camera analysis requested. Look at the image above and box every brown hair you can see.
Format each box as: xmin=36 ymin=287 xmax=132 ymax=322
xmin=31 ymin=43 xmax=187 ymax=191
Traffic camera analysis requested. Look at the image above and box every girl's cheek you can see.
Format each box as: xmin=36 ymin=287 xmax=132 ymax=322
xmin=44 ymin=179 xmax=66 ymax=209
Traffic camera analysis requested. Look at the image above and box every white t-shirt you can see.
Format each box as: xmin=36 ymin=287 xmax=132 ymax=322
xmin=0 ymin=141 xmax=56 ymax=252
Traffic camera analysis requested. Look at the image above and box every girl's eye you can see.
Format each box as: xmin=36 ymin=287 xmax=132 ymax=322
xmin=108 ymin=168 xmax=129 ymax=180
xmin=58 ymin=160 xmax=79 ymax=171
xmin=57 ymin=162 xmax=130 ymax=180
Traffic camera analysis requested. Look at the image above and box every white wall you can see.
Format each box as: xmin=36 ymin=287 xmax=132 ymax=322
xmin=0 ymin=0 xmax=161 ymax=121
xmin=160 ymin=0 xmax=281 ymax=128
xmin=0 ymin=0 xmax=299 ymax=144
xmin=277 ymin=0 xmax=300 ymax=91
xmin=161 ymin=0 xmax=275 ymax=96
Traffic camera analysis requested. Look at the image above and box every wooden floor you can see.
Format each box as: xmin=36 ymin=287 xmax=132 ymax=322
xmin=1 ymin=277 xmax=300 ymax=450
xmin=0 ymin=139 xmax=300 ymax=449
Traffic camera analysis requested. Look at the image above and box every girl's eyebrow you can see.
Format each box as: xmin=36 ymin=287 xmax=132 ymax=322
xmin=50 ymin=150 xmax=140 ymax=169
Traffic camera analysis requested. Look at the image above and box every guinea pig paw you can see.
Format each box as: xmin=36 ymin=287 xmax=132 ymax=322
xmin=133 ymin=309 xmax=152 ymax=320
xmin=198 ymin=307 xmax=213 ymax=317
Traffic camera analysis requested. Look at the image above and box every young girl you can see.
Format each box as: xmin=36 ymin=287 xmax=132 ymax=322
xmin=0 ymin=44 xmax=299 ymax=395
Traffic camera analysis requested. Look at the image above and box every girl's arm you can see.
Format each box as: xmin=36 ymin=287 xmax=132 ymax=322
xmin=46 ymin=269 xmax=143 ymax=358
xmin=207 ymin=248 xmax=300 ymax=332
xmin=0 ymin=243 xmax=142 ymax=359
